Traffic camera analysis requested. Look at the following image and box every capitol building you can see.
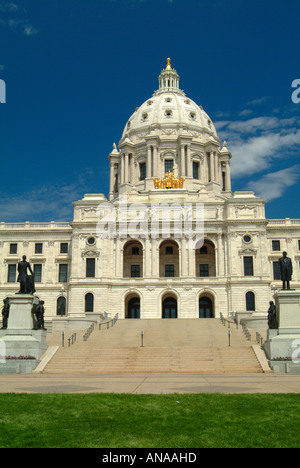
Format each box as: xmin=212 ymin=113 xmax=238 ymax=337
xmin=1 ymin=59 xmax=300 ymax=323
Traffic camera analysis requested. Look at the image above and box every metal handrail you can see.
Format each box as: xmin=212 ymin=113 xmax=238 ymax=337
xmin=83 ymin=323 xmax=94 ymax=341
xmin=99 ymin=313 xmax=119 ymax=331
xmin=220 ymin=312 xmax=238 ymax=329
xmin=256 ymin=332 xmax=264 ymax=347
xmin=68 ymin=332 xmax=77 ymax=347
xmin=241 ymin=323 xmax=251 ymax=341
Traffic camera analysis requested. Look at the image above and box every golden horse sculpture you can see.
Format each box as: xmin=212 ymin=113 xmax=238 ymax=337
xmin=153 ymin=166 xmax=185 ymax=190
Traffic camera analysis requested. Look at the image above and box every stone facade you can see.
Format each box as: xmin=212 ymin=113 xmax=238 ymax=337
xmin=1 ymin=60 xmax=300 ymax=321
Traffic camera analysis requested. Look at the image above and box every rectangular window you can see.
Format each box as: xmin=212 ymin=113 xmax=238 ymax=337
xmin=166 ymin=246 xmax=173 ymax=255
xmin=165 ymin=159 xmax=174 ymax=173
xmin=273 ymin=261 xmax=281 ymax=280
xmin=199 ymin=264 xmax=209 ymax=277
xmin=7 ymin=264 xmax=16 ymax=282
xmin=59 ymin=264 xmax=68 ymax=282
xmin=34 ymin=264 xmax=42 ymax=283
xmin=35 ymin=243 xmax=43 ymax=254
xmin=165 ymin=264 xmax=175 ymax=277
xmin=60 ymin=243 xmax=68 ymax=254
xmin=193 ymin=161 xmax=199 ymax=179
xmin=272 ymin=240 xmax=281 ymax=251
xmin=131 ymin=265 xmax=140 ymax=278
xmin=86 ymin=258 xmax=95 ymax=278
xmin=298 ymin=240 xmax=300 ymax=251
xmin=9 ymin=243 xmax=17 ymax=254
xmin=140 ymin=163 xmax=146 ymax=181
xmin=244 ymin=256 xmax=254 ymax=276
xmin=132 ymin=247 xmax=139 ymax=255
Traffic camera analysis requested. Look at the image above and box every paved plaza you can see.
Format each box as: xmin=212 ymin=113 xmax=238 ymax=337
xmin=1 ymin=373 xmax=300 ymax=394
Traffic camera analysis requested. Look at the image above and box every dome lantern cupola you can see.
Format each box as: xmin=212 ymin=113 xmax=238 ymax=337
xmin=158 ymin=58 xmax=181 ymax=94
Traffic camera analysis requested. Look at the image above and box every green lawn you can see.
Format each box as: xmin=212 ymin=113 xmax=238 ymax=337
xmin=0 ymin=393 xmax=300 ymax=448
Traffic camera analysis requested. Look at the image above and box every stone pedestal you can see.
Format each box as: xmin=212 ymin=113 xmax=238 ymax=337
xmin=263 ymin=290 xmax=300 ymax=361
xmin=6 ymin=294 xmax=35 ymax=330
xmin=0 ymin=295 xmax=47 ymax=364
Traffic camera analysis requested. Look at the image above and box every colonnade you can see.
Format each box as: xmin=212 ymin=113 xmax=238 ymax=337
xmin=109 ymin=144 xmax=231 ymax=195
xmin=113 ymin=236 xmax=226 ymax=279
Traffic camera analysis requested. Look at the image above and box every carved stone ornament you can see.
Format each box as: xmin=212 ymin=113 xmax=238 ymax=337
xmin=81 ymin=250 xmax=100 ymax=258
xmin=238 ymin=248 xmax=257 ymax=257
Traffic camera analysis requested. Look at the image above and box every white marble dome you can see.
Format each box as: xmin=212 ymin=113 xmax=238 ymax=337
xmin=120 ymin=59 xmax=220 ymax=145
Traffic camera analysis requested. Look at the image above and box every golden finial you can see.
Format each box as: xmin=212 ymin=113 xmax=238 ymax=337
xmin=166 ymin=58 xmax=172 ymax=70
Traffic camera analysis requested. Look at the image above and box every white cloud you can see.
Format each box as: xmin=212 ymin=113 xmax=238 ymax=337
xmin=0 ymin=1 xmax=38 ymax=35
xmin=246 ymin=96 xmax=271 ymax=106
xmin=23 ymin=23 xmax=38 ymax=35
xmin=246 ymin=165 xmax=300 ymax=202
xmin=239 ymin=109 xmax=253 ymax=117
xmin=0 ymin=170 xmax=100 ymax=222
xmin=215 ymin=115 xmax=300 ymax=178
xmin=0 ymin=2 xmax=18 ymax=12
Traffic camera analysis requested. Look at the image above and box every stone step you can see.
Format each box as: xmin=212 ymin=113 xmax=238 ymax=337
xmin=43 ymin=319 xmax=263 ymax=374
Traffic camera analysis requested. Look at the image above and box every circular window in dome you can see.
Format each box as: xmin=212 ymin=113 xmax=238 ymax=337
xmin=165 ymin=110 xmax=173 ymax=118
xmin=165 ymin=97 xmax=172 ymax=103
xmin=190 ymin=112 xmax=196 ymax=120
xmin=185 ymin=99 xmax=191 ymax=105
xmin=87 ymin=237 xmax=96 ymax=246
xmin=141 ymin=112 xmax=148 ymax=122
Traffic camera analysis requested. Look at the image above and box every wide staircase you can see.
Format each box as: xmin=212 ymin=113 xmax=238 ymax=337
xmin=42 ymin=319 xmax=264 ymax=374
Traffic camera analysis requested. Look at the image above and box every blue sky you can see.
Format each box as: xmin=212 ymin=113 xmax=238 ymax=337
xmin=0 ymin=0 xmax=299 ymax=222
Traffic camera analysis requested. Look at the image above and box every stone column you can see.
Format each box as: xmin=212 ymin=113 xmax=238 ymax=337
xmin=181 ymin=145 xmax=185 ymax=177
xmin=124 ymin=153 xmax=129 ymax=184
xmin=217 ymin=234 xmax=224 ymax=277
xmin=120 ymin=154 xmax=124 ymax=184
xmin=210 ymin=151 xmax=215 ymax=182
xmin=115 ymin=238 xmax=122 ymax=278
xmin=109 ymin=162 xmax=115 ymax=198
xmin=225 ymin=162 xmax=231 ymax=192
xmin=187 ymin=145 xmax=192 ymax=178
xmin=181 ymin=236 xmax=188 ymax=276
xmin=147 ymin=146 xmax=152 ymax=178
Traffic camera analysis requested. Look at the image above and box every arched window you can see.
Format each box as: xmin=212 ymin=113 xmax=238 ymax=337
xmin=246 ymin=292 xmax=255 ymax=311
xmin=85 ymin=293 xmax=94 ymax=313
xmin=123 ymin=240 xmax=143 ymax=278
xmin=159 ymin=240 xmax=179 ymax=278
xmin=196 ymin=239 xmax=216 ymax=278
xmin=57 ymin=296 xmax=66 ymax=316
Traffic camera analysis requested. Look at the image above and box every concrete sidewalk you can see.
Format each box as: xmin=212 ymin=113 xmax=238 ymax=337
xmin=1 ymin=373 xmax=300 ymax=394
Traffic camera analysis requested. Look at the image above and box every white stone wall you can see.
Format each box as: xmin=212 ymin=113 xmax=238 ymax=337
xmin=1 ymin=194 xmax=299 ymax=321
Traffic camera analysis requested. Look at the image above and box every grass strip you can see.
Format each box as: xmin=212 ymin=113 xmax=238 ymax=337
xmin=0 ymin=393 xmax=300 ymax=448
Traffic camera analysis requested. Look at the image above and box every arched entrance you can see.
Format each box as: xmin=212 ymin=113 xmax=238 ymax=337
xmin=199 ymin=296 xmax=214 ymax=318
xmin=162 ymin=296 xmax=177 ymax=319
xmin=126 ymin=296 xmax=141 ymax=319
